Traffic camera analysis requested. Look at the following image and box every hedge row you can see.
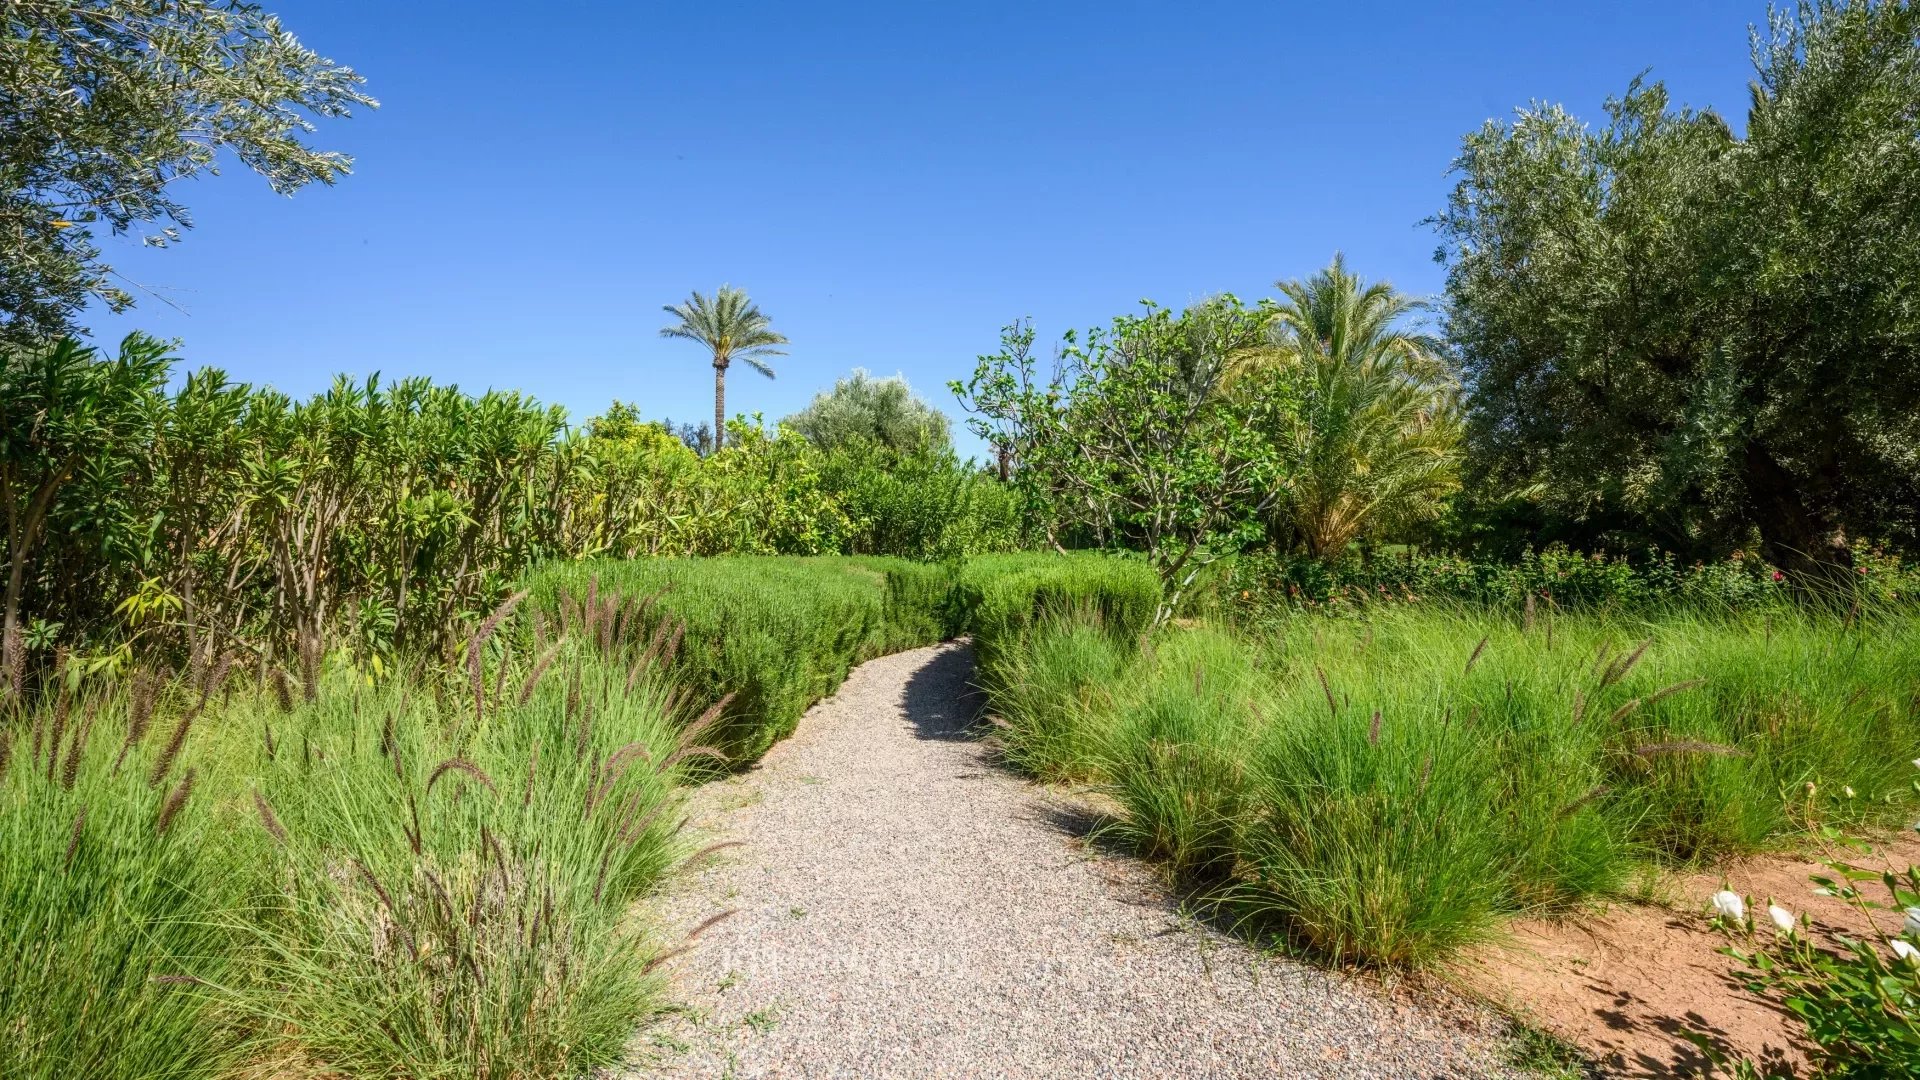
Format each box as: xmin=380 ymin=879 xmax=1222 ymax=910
xmin=956 ymin=552 xmax=1160 ymax=678
xmin=525 ymin=552 xmax=1159 ymax=765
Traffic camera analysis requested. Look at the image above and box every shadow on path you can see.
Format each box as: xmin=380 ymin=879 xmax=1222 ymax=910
xmin=899 ymin=640 xmax=977 ymax=741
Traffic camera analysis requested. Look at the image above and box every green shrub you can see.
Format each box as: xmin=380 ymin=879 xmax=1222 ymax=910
xmin=1197 ymin=543 xmax=1920 ymax=622
xmin=957 ymin=551 xmax=1159 ymax=677
xmin=527 ymin=555 xmax=961 ymax=764
xmin=824 ymin=447 xmax=1021 ymax=561
xmin=1717 ymin=841 xmax=1920 ymax=1078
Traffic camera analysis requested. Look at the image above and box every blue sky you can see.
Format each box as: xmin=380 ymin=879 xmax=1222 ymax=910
xmin=87 ymin=0 xmax=1760 ymax=460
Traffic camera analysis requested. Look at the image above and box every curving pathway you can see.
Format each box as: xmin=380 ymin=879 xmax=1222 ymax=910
xmin=623 ymin=642 xmax=1523 ymax=1080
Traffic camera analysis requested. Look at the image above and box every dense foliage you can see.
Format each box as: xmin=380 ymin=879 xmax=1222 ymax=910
xmin=0 ymin=0 xmax=372 ymax=345
xmin=1197 ymin=542 xmax=1919 ymax=620
xmin=1230 ymin=255 xmax=1461 ymax=558
xmin=956 ymin=262 xmax=1467 ymax=621
xmin=0 ymin=337 xmax=1016 ymax=696
xmin=5 ymin=0 xmax=1919 ymax=1072
xmin=955 ymin=299 xmax=1299 ymax=622
xmin=1718 ymin=840 xmax=1920 ymax=1077
xmin=785 ymin=368 xmax=953 ymax=456
xmin=528 ymin=556 xmax=964 ymax=763
xmin=1432 ymin=0 xmax=1920 ymax=581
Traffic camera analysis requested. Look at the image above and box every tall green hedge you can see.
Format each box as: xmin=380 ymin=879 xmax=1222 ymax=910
xmin=955 ymin=552 xmax=1160 ymax=678
xmin=526 ymin=556 xmax=956 ymax=763
xmin=525 ymin=552 xmax=1158 ymax=766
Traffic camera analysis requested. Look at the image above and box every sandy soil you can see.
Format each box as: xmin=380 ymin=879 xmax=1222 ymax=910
xmin=1458 ymin=832 xmax=1920 ymax=1077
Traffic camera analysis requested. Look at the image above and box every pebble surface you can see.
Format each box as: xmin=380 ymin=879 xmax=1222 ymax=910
xmin=622 ymin=641 xmax=1524 ymax=1080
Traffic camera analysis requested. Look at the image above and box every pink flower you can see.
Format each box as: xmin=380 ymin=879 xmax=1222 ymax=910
xmin=1772 ymin=570 xmax=1784 ymax=582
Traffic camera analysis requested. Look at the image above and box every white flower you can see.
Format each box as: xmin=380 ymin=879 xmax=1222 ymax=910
xmin=1904 ymin=907 xmax=1920 ymax=937
xmin=1711 ymin=890 xmax=1746 ymax=922
xmin=1844 ymin=786 xmax=1857 ymax=799
xmin=1892 ymin=939 xmax=1919 ymax=965
xmin=1911 ymin=758 xmax=1920 ymax=770
xmin=1769 ymin=905 xmax=1795 ymax=934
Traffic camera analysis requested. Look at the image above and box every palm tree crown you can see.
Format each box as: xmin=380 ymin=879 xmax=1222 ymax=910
xmin=1234 ymin=255 xmax=1461 ymax=558
xmin=660 ymin=285 xmax=788 ymax=450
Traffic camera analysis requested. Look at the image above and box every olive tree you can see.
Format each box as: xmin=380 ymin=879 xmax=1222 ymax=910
xmin=1432 ymin=0 xmax=1920 ymax=586
xmin=784 ymin=369 xmax=952 ymax=456
xmin=1 ymin=0 xmax=374 ymax=345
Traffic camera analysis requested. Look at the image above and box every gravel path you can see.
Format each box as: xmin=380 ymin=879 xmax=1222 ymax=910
xmin=623 ymin=642 xmax=1524 ymax=1080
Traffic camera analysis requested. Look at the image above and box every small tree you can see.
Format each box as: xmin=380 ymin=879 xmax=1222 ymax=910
xmin=955 ymin=299 xmax=1296 ymax=623
xmin=784 ymin=369 xmax=951 ymax=456
xmin=1230 ymin=257 xmax=1462 ymax=558
xmin=1 ymin=1 xmax=375 ymax=345
xmin=659 ymin=286 xmax=788 ymax=451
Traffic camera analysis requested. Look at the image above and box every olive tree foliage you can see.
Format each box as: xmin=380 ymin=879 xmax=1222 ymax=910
xmin=0 ymin=1 xmax=374 ymax=345
xmin=954 ymin=299 xmax=1298 ymax=623
xmin=1432 ymin=0 xmax=1920 ymax=586
xmin=783 ymin=369 xmax=952 ymax=456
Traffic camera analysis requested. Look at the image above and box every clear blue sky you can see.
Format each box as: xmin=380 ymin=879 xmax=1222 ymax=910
xmin=88 ymin=0 xmax=1760 ymax=460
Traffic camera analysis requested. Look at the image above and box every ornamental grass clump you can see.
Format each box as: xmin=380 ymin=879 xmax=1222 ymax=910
xmin=232 ymin=596 xmax=705 ymax=1077
xmin=978 ymin=597 xmax=1920 ymax=971
xmin=0 ymin=679 xmax=260 ymax=1080
xmin=0 ymin=580 xmax=735 ymax=1080
xmin=976 ymin=612 xmax=1129 ymax=783
xmin=1102 ymin=632 xmax=1262 ymax=884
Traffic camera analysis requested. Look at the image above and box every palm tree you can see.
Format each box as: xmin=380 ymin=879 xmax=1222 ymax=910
xmin=1230 ymin=255 xmax=1462 ymax=558
xmin=659 ymin=286 xmax=789 ymax=451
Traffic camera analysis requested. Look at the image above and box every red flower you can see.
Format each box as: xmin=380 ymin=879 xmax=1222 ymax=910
xmin=1771 ymin=570 xmax=1784 ymax=582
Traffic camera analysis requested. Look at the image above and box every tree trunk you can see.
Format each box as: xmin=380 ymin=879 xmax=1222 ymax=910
xmin=2 ymin=461 xmax=77 ymax=694
xmin=2 ymin=556 xmax=25 ymax=696
xmin=1742 ymin=440 xmax=1854 ymax=600
xmin=713 ymin=361 xmax=727 ymax=452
